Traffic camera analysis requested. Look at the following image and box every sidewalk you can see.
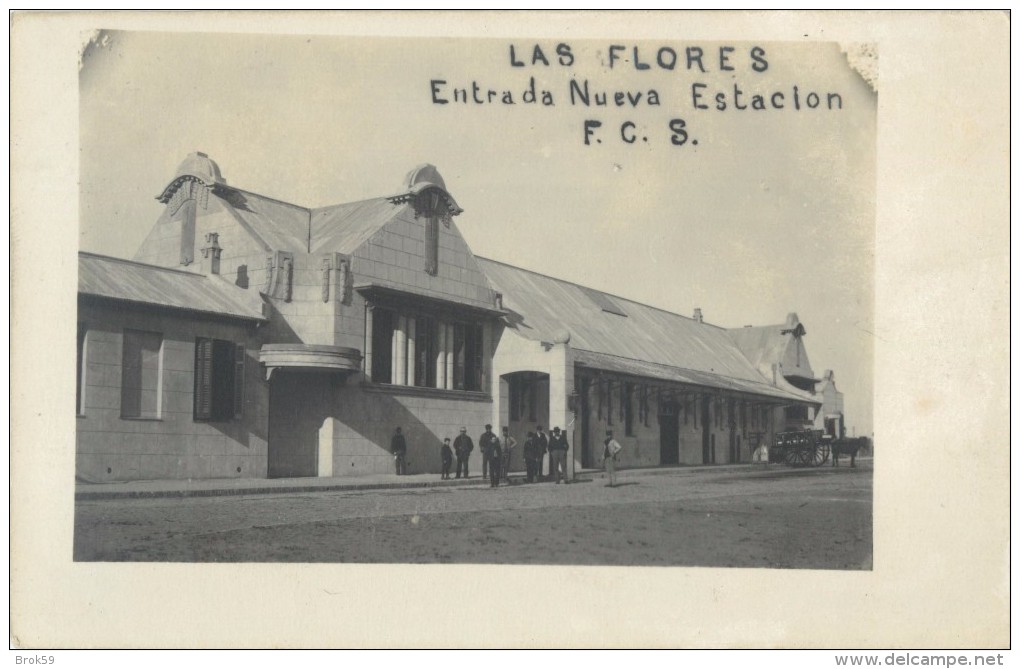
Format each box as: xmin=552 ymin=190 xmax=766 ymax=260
xmin=74 ymin=461 xmax=793 ymax=501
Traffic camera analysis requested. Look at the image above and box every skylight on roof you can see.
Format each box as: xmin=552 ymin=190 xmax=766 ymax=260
xmin=580 ymin=286 xmax=628 ymax=317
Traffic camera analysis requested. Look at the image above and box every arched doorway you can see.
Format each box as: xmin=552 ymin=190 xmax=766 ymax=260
xmin=502 ymin=371 xmax=550 ymax=473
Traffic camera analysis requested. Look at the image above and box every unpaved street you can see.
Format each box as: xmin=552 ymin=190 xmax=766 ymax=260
xmin=74 ymin=463 xmax=872 ymax=569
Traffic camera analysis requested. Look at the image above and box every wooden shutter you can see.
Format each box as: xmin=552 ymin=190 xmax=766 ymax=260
xmin=194 ymin=338 xmax=213 ymax=420
xmin=233 ymin=344 xmax=245 ymax=418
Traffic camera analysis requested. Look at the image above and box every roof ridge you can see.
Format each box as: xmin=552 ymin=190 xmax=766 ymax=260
xmin=79 ymin=251 xmax=212 ymax=279
xmin=310 ymin=194 xmax=403 ymax=213
xmin=219 ymin=185 xmax=312 ymax=214
xmin=476 ymin=255 xmax=726 ymax=330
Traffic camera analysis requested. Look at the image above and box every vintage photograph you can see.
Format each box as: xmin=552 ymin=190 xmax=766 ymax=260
xmin=72 ymin=31 xmax=876 ymax=567
xmin=11 ymin=9 xmax=1011 ymax=651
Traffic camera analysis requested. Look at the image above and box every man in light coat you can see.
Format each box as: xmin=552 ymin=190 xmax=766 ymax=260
xmin=603 ymin=429 xmax=622 ymax=487
xmin=535 ymin=425 xmax=549 ymax=481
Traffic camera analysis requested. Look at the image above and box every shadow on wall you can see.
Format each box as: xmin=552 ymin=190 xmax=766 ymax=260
xmin=202 ymin=305 xmax=304 ymax=450
xmin=259 ymin=299 xmax=305 ymax=346
xmin=335 ymin=377 xmax=487 ymax=475
xmin=269 ymin=371 xmax=486 ymax=477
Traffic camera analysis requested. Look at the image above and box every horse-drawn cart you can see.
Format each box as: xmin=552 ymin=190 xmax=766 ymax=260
xmin=770 ymin=428 xmax=868 ymax=467
xmin=770 ymin=429 xmax=831 ymax=467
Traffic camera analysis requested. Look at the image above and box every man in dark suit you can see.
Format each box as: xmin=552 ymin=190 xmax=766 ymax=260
xmin=453 ymin=427 xmax=473 ymax=479
xmin=487 ymin=432 xmax=502 ymax=488
xmin=523 ymin=431 xmax=539 ymax=483
xmin=479 ymin=424 xmax=497 ymax=479
xmin=549 ymin=426 xmax=569 ymax=484
xmin=391 ymin=427 xmax=407 ymax=475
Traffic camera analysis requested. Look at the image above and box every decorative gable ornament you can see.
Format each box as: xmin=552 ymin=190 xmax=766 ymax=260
xmin=387 ymin=163 xmax=463 ymax=227
xmin=156 ymin=152 xmax=226 ymax=209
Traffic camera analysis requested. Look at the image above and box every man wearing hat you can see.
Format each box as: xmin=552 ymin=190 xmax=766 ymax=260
xmin=549 ymin=426 xmax=570 ymax=484
xmin=453 ymin=427 xmax=474 ymax=479
xmin=479 ymin=424 xmax=498 ymax=479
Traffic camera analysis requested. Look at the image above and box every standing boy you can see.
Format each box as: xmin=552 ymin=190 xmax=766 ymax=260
xmin=440 ymin=437 xmax=453 ymax=480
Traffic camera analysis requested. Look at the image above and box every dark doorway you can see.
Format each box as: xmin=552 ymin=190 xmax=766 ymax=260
xmin=701 ymin=397 xmax=711 ymax=464
xmin=659 ymin=412 xmax=679 ymax=465
xmin=268 ymin=372 xmax=328 ymax=478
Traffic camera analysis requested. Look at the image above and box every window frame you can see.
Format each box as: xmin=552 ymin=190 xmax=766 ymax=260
xmin=369 ymin=306 xmax=485 ymax=393
xmin=121 ymin=328 xmax=163 ymax=420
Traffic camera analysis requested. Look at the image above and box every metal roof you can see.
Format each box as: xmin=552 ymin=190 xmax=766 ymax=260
xmin=573 ymin=350 xmax=819 ymax=404
xmin=478 ymin=257 xmax=817 ymax=404
xmin=79 ymin=252 xmax=266 ymax=322
xmin=214 ymin=186 xmax=311 ymax=253
xmin=310 ymin=197 xmax=406 ymax=255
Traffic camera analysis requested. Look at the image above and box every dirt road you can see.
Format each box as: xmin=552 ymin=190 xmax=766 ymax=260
xmin=74 ymin=463 xmax=872 ymax=569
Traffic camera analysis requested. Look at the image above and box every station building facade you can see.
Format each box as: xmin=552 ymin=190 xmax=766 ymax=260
xmin=76 ymin=153 xmax=824 ymax=483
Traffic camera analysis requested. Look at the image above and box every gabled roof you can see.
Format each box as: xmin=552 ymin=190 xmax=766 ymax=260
xmin=727 ymin=313 xmax=816 ymax=382
xmin=309 ymin=197 xmax=407 ymax=254
xmin=78 ymin=252 xmax=266 ymax=322
xmin=156 ymin=155 xmax=463 ymax=258
xmin=477 ymin=257 xmax=817 ymax=404
xmin=213 ymin=186 xmax=311 ymax=253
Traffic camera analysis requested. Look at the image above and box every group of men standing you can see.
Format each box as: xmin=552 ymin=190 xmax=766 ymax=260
xmin=392 ymin=423 xmax=571 ymax=485
xmin=523 ymin=426 xmax=570 ymax=484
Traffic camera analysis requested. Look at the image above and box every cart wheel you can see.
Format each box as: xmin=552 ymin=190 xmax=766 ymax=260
xmin=813 ymin=442 xmax=831 ymax=467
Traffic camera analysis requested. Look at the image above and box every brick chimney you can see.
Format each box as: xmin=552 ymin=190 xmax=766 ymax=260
xmin=693 ymin=308 xmax=703 ymax=323
xmin=201 ymin=232 xmax=222 ymax=275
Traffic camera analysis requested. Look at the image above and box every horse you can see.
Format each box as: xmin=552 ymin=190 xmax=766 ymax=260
xmin=831 ymin=437 xmax=866 ymax=468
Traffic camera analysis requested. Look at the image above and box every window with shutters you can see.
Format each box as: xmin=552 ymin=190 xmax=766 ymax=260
xmin=194 ymin=337 xmax=245 ymax=421
xmin=121 ymin=329 xmax=163 ymax=419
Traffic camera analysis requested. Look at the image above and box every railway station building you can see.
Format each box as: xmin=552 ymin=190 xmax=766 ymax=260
xmin=76 ymin=153 xmax=824 ymax=483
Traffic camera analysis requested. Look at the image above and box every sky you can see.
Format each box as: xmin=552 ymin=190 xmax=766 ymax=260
xmin=79 ymin=31 xmax=876 ymax=435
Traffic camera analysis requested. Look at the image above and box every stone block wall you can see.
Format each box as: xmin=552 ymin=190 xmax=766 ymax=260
xmin=76 ymin=301 xmax=269 ymax=482
xmin=350 ymin=210 xmax=494 ymax=310
xmin=330 ymin=378 xmax=493 ymax=477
